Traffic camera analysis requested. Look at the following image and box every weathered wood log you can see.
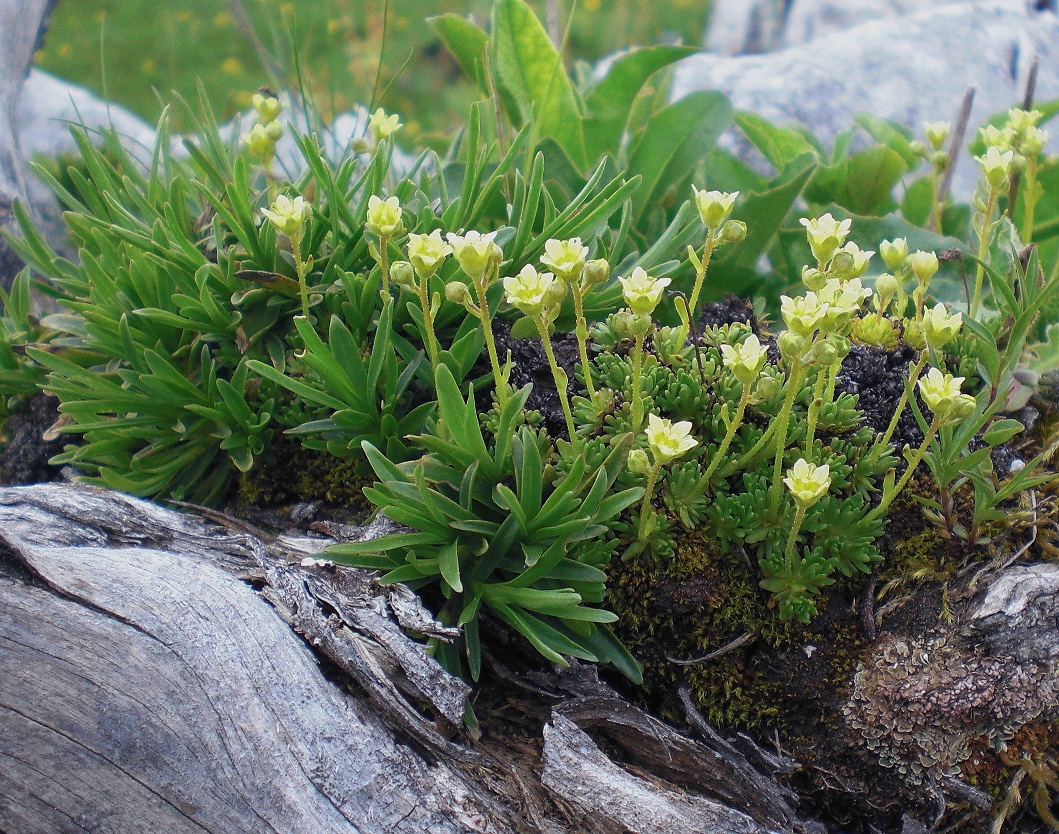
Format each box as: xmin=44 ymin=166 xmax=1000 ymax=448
xmin=0 ymin=0 xmax=56 ymax=286
xmin=0 ymin=483 xmax=797 ymax=834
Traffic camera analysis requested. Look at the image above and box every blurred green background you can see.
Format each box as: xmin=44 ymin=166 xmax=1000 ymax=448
xmin=34 ymin=0 xmax=711 ymax=140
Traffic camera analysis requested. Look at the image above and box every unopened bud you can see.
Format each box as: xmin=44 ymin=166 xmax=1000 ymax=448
xmin=719 ymin=219 xmax=747 ymax=244
xmin=778 ymin=331 xmax=808 ymax=364
xmin=627 ymin=448 xmax=650 ymax=476
xmin=445 ymin=281 xmax=472 ymax=306
xmin=390 ymin=260 xmax=416 ymax=292
xmin=583 ymin=258 xmax=611 ymax=288
xmin=802 ymin=266 xmax=826 ymax=291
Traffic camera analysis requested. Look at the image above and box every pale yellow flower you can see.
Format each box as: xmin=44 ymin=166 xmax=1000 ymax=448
xmin=618 ymin=267 xmax=671 ymax=316
xmin=645 ymin=413 xmax=698 ymax=464
xmin=831 ymin=242 xmax=874 ymax=279
xmin=924 ymin=121 xmax=950 ymax=151
xmin=800 ymin=213 xmax=852 ymax=266
xmin=503 ymin=265 xmax=555 ymax=317
xmin=407 ymin=229 xmax=452 ymax=279
xmin=261 ymin=194 xmax=310 ymax=236
xmin=540 ymin=237 xmax=589 ymax=283
xmin=922 ymin=303 xmax=962 ymax=350
xmin=975 ymin=145 xmax=1015 ymax=190
xmin=818 ymin=278 xmax=871 ymax=331
xmin=242 ymin=122 xmax=283 ymax=160
xmin=719 ymin=334 xmax=768 ymax=387
xmin=365 ymin=195 xmax=404 ymax=238
xmin=780 ymin=292 xmax=830 ymax=337
xmin=692 ymin=187 xmax=738 ymax=230
xmin=368 ymin=108 xmax=402 ymax=142
xmin=252 ymin=92 xmax=283 ymax=123
xmin=918 ymin=368 xmax=975 ymax=422
xmin=447 ymin=230 xmax=503 ymax=281
xmin=784 ymin=458 xmax=831 ymax=507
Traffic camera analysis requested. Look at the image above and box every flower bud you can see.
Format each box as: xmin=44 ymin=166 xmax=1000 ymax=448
xmin=626 ymin=312 xmax=654 ymax=339
xmin=851 ymin=315 xmax=899 ymax=350
xmin=627 ymin=448 xmax=650 ymax=476
xmin=543 ymin=277 xmax=567 ymax=309
xmin=243 ymin=123 xmax=279 ymax=161
xmin=445 ymin=281 xmax=472 ymax=306
xmin=879 ymin=238 xmax=909 ymax=272
xmin=929 ymin=150 xmax=950 ymax=170
xmin=750 ymin=373 xmax=781 ymax=404
xmin=583 ymin=258 xmax=611 ymax=288
xmin=875 ymin=273 xmax=900 ymax=300
xmin=924 ymin=121 xmax=950 ymax=151
xmin=252 ymin=91 xmax=283 ymax=123
xmin=909 ymin=140 xmax=926 ymax=157
xmin=907 ymin=250 xmax=939 ymax=285
xmin=802 ymin=266 xmax=826 ymax=291
xmin=777 ymin=330 xmax=808 ymax=364
xmin=389 ymin=260 xmax=417 ymax=292
xmin=719 ymin=219 xmax=747 ymax=244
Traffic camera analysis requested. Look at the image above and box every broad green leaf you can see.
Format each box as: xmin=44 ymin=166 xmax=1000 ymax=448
xmin=854 ymin=114 xmax=919 ymax=166
xmin=429 ymin=14 xmax=490 ymax=95
xmin=582 ymin=45 xmax=697 ymax=159
xmin=834 ymin=146 xmax=908 ymax=216
xmin=490 ymin=0 xmax=587 ymax=168
xmin=626 ymin=91 xmax=732 ymax=222
xmin=734 ymin=111 xmax=817 ymax=171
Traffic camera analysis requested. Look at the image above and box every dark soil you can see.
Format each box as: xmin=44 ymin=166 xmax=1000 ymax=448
xmin=0 ymin=393 xmax=65 ymax=486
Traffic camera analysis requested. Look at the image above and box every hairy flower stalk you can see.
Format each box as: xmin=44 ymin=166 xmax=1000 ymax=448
xmin=618 ymin=267 xmax=670 ymax=430
xmin=262 ymin=194 xmax=312 ymax=317
xmin=700 ymin=334 xmax=767 ymax=487
xmin=868 ymin=370 xmax=975 ymax=521
xmin=504 ymin=265 xmax=576 ymax=440
xmin=971 ymin=145 xmax=1014 ymax=317
xmin=406 ymin=230 xmax=452 ymax=372
xmin=782 ymin=459 xmax=831 ymax=568
xmin=541 ymin=238 xmax=598 ymax=400
xmin=637 ymin=414 xmax=697 ymax=544
xmin=687 ymin=188 xmax=739 ymax=332
xmin=449 ymin=231 xmax=508 ymax=406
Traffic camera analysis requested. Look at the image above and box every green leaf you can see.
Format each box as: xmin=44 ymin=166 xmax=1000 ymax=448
xmin=429 ymin=14 xmax=490 ymax=95
xmin=982 ymin=418 xmax=1024 ymax=447
xmin=734 ymin=111 xmax=817 ymax=171
xmin=834 ymin=146 xmax=908 ymax=216
xmin=854 ymin=114 xmax=920 ymax=166
xmin=490 ymin=0 xmax=587 ymax=168
xmin=582 ymin=45 xmax=697 ymax=159
xmin=626 ymin=91 xmax=732 ymax=223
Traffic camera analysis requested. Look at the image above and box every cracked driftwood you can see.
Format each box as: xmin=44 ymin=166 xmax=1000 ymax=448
xmin=0 ymin=483 xmax=801 ymax=834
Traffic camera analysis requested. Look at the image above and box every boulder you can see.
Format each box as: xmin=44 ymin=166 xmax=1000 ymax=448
xmin=682 ymin=0 xmax=1059 ymax=196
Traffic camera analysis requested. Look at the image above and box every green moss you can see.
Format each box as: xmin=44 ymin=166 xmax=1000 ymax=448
xmin=235 ymin=434 xmax=374 ymax=520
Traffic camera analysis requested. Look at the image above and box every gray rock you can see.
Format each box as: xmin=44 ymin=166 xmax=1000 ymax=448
xmin=679 ymin=0 xmax=1059 ymax=197
xmin=705 ymin=0 xmax=977 ymax=55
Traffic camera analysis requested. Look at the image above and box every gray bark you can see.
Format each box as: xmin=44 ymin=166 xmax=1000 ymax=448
xmin=0 ymin=483 xmax=795 ymax=834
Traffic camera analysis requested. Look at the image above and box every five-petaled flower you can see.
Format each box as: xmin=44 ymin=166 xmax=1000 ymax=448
xmin=918 ymin=368 xmax=975 ymax=423
xmin=503 ymin=265 xmax=556 ymax=318
xmin=720 ymin=334 xmax=768 ymax=387
xmin=618 ymin=267 xmax=671 ymax=316
xmin=692 ymin=188 xmax=738 ymax=231
xmin=262 ymin=194 xmax=311 ymax=237
xmin=407 ymin=229 xmax=452 ymax=279
xmin=365 ymin=195 xmax=404 ymax=238
xmin=447 ymin=230 xmax=503 ymax=281
xmin=800 ymin=213 xmax=852 ymax=266
xmin=922 ymin=303 xmax=962 ymax=350
xmin=780 ymin=292 xmax=830 ymax=337
xmin=975 ymin=145 xmax=1015 ymax=190
xmin=784 ymin=459 xmax=831 ymax=507
xmin=368 ymin=108 xmax=401 ymax=142
xmin=540 ymin=237 xmax=589 ymax=283
xmin=645 ymin=413 xmax=698 ymax=464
